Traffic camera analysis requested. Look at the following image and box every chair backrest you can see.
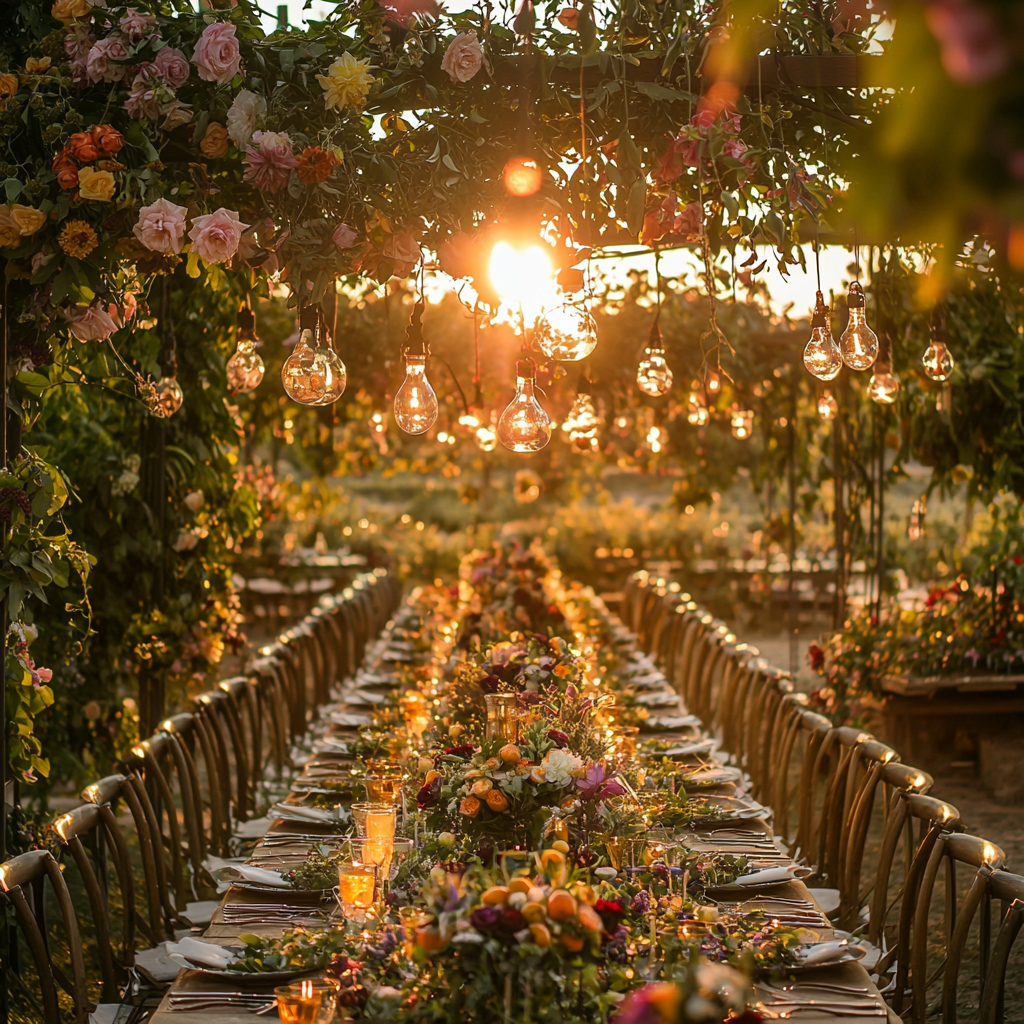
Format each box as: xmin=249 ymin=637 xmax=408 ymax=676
xmin=868 ymin=791 xmax=962 ymax=950
xmin=0 ymin=849 xmax=89 ymax=1024
xmin=50 ymin=803 xmax=137 ymax=1003
xmin=978 ymin=870 xmax=1024 ymax=1024
xmin=83 ymin=772 xmax=174 ymax=944
xmin=903 ymin=832 xmax=1007 ymax=1023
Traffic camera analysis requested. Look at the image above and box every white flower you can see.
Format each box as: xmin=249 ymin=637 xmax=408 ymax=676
xmin=112 ymin=470 xmax=139 ymax=497
xmin=226 ymin=89 xmax=266 ymax=150
xmin=173 ymin=529 xmax=199 ymax=553
xmin=541 ymin=749 xmax=583 ymax=787
xmin=184 ymin=489 xmax=205 ymax=512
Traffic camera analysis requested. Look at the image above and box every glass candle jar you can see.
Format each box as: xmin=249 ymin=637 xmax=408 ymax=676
xmin=484 ymin=692 xmax=519 ymax=742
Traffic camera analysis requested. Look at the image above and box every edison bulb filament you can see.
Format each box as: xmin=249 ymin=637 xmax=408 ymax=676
xmin=394 ymin=353 xmax=439 ymax=434
xmin=922 ymin=341 xmax=954 ymax=381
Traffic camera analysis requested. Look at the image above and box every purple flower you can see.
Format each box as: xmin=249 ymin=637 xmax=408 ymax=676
xmin=577 ymin=762 xmax=625 ymax=802
xmin=470 ymin=906 xmax=501 ymax=932
xmin=631 ymin=890 xmax=651 ymax=914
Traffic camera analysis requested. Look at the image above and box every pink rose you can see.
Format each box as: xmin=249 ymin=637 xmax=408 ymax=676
xmin=192 ymin=21 xmax=242 ymax=85
xmin=86 ymin=34 xmax=129 ymax=84
xmin=134 ymin=197 xmax=188 ymax=254
xmin=64 ymin=23 xmax=94 ymax=61
xmin=124 ymin=71 xmax=165 ymax=120
xmin=154 ymin=45 xmax=190 ymax=88
xmin=332 ymin=222 xmax=357 ymax=249
xmin=243 ymin=130 xmax=298 ymax=193
xmin=122 ymin=292 xmax=138 ymax=321
xmin=188 ymin=207 xmax=249 ymax=264
xmin=722 ymin=138 xmax=748 ymax=161
xmin=440 ymin=29 xmax=485 ymax=83
xmin=118 ymin=8 xmax=156 ymax=41
xmin=64 ymin=301 xmax=119 ymax=341
xmin=35 ymin=667 xmax=53 ymax=683
xmin=382 ymin=230 xmax=420 ymax=264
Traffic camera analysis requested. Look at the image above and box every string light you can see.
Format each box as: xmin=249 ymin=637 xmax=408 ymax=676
xmin=475 ymin=423 xmax=497 ymax=451
xmin=497 ymin=358 xmax=552 ymax=452
xmin=226 ymin=306 xmax=265 ymax=395
xmin=868 ymin=334 xmax=900 ymax=404
xmin=153 ymin=375 xmax=183 ymax=417
xmin=687 ymin=384 xmax=709 ymax=426
xmin=922 ymin=311 xmax=955 ymax=381
xmin=840 ymin=282 xmax=878 ymax=371
xmin=535 ymin=303 xmax=598 ymax=362
xmin=730 ymin=408 xmax=753 ymax=440
xmin=394 ymin=302 xmax=439 ymax=434
xmin=646 ymin=424 xmax=664 ymax=453
xmin=817 ymin=388 xmax=838 ymax=420
xmin=282 ymin=306 xmax=345 ymax=406
xmin=563 ymin=392 xmax=600 ymax=452
xmin=803 ymin=290 xmax=842 ymax=380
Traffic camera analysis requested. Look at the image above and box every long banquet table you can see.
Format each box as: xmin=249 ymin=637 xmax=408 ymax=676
xmin=149 ymin=588 xmax=900 ymax=1024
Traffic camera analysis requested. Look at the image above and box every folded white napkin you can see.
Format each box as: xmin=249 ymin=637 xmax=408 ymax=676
xmin=167 ymin=937 xmax=238 ymax=969
xmin=211 ymin=863 xmax=289 ymax=888
xmin=330 ymin=712 xmax=373 ymax=727
xmin=796 ymin=940 xmax=862 ymax=965
xmin=733 ymin=864 xmax=809 ymax=886
xmin=649 ymin=714 xmax=701 ymax=729
xmin=663 ymin=739 xmax=716 ymax=756
xmin=270 ymin=802 xmax=343 ymax=823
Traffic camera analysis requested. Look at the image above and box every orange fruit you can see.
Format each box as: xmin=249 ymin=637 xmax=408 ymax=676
xmin=546 ymin=889 xmax=578 ymax=921
xmin=481 ymin=885 xmax=510 ymax=905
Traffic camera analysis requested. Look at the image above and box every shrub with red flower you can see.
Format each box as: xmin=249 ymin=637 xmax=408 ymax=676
xmin=296 ymin=145 xmax=338 ymax=185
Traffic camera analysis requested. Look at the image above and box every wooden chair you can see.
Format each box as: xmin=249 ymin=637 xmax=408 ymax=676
xmin=896 ymin=832 xmax=1008 ymax=1022
xmin=0 ymin=849 xmax=89 ymax=1024
xmin=50 ymin=804 xmax=136 ymax=1003
xmin=977 ymin=869 xmax=1024 ymax=1024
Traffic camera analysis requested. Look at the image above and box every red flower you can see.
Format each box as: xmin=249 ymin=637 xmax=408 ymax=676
xmin=296 ymin=145 xmax=338 ymax=185
xmin=807 ymin=642 xmax=825 ymax=672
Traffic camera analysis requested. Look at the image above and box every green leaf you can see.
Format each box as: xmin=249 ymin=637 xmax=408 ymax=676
xmin=617 ymin=131 xmax=642 ymax=184
xmin=3 ymin=178 xmax=23 ymax=202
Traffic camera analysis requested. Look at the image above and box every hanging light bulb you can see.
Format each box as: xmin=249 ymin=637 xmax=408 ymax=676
xmin=817 ymin=388 xmax=838 ymax=421
xmin=282 ymin=306 xmax=327 ymax=405
xmin=475 ymin=423 xmax=497 ymax=451
xmin=646 ymin=424 xmax=664 ymax=453
xmin=393 ymin=303 xmax=438 ymax=434
xmin=312 ymin=346 xmax=347 ymax=405
xmin=730 ymin=408 xmax=754 ymax=440
xmin=839 ymin=282 xmax=878 ymax=370
xmin=152 ymin=375 xmax=183 ymax=417
xmin=705 ymin=368 xmax=722 ymax=396
xmin=922 ymin=313 xmax=955 ymax=381
xmin=457 ymin=411 xmax=481 ymax=436
xmin=868 ymin=334 xmax=900 ymax=404
xmin=636 ymin=317 xmax=673 ymax=396
xmin=563 ymin=392 xmax=600 ymax=450
xmin=803 ymin=291 xmax=843 ymax=381
xmin=497 ymin=358 xmax=552 ymax=452
xmin=687 ymin=384 xmax=710 ymax=426
xmin=535 ymin=303 xmax=598 ymax=362
xmin=226 ymin=307 xmax=266 ymax=395
xmin=503 ymin=156 xmax=543 ymax=197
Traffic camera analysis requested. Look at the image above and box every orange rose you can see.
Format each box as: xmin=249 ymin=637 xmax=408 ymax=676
xmin=485 ymin=789 xmax=509 ymax=812
xmin=0 ymin=74 xmax=17 ymax=102
xmin=91 ymin=124 xmax=124 ymax=154
xmin=470 ymin=778 xmax=493 ymax=797
xmin=459 ymin=796 xmax=481 ymax=817
xmin=200 ymin=122 xmax=229 ymax=159
xmin=557 ymin=7 xmax=579 ymax=30
xmin=69 ymin=132 xmax=99 ymax=163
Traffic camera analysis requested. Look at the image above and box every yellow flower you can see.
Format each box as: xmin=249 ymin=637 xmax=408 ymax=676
xmin=10 ymin=205 xmax=46 ymax=235
xmin=316 ymin=52 xmax=374 ymax=112
xmin=58 ymin=219 xmax=98 ymax=258
xmin=0 ymin=207 xmax=20 ymax=249
xmin=25 ymin=57 xmax=51 ymax=74
xmin=51 ymin=0 xmax=91 ymax=23
xmin=77 ymin=166 xmax=116 ymax=202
